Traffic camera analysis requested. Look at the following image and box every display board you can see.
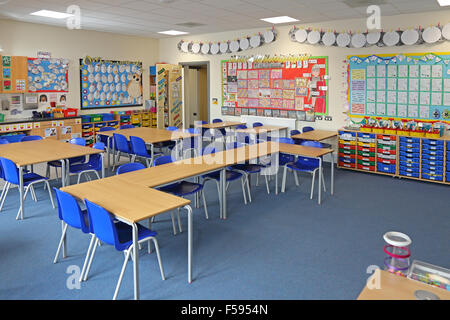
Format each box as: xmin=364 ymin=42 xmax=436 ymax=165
xmin=348 ymin=52 xmax=450 ymax=122
xmin=0 ymin=56 xmax=28 ymax=94
xmin=221 ymin=56 xmax=329 ymax=120
xmin=79 ymin=57 xmax=143 ymax=109
xmin=156 ymin=64 xmax=183 ymax=128
xmin=27 ymin=58 xmax=69 ymax=93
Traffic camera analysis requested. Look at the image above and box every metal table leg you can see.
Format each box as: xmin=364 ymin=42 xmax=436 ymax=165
xmin=61 ymin=159 xmax=67 ymax=258
xmin=18 ymin=166 xmax=24 ymax=220
xmin=185 ymin=205 xmax=193 ymax=283
xmin=132 ymin=223 xmax=139 ymax=300
xmin=221 ymin=168 xmax=227 ymax=219
xmin=331 ymin=151 xmax=334 ymax=195
xmin=318 ymin=157 xmax=322 ymax=205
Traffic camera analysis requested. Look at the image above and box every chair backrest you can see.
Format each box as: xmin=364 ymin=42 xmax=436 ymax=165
xmin=212 ymin=119 xmax=223 ymax=123
xmin=86 ymin=142 xmax=104 ymax=169
xmin=300 ymin=140 xmax=322 ymax=148
xmin=113 ymin=133 xmax=130 ymax=153
xmin=235 ymin=124 xmax=247 ymax=130
xmin=0 ymin=139 xmax=9 ymax=145
xmin=186 ymin=128 xmax=200 ymax=134
xmin=53 ymin=188 xmax=90 ymax=233
xmin=153 ymin=155 xmax=174 ymax=166
xmin=0 ymin=157 xmax=19 ymax=185
xmin=70 ymin=137 xmax=86 ymax=146
xmin=120 ymin=124 xmax=134 ymax=129
xmin=116 ymin=162 xmax=145 ymax=175
xmin=253 ymin=122 xmax=263 ymax=127
xmin=99 ymin=126 xmax=115 ymax=132
xmin=302 ymin=126 xmax=314 ymax=133
xmin=273 ymin=137 xmax=294 ymax=144
xmin=0 ymin=140 xmax=8 ymax=179
xmin=21 ymin=135 xmax=43 ymax=142
xmin=290 ymin=129 xmax=301 ymax=137
xmin=85 ymin=199 xmax=120 ymax=249
xmin=129 ymin=136 xmax=149 ymax=158
xmin=166 ymin=126 xmax=178 ymax=131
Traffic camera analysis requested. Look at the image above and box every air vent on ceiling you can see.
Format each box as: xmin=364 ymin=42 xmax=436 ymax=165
xmin=342 ymin=0 xmax=387 ymax=8
xmin=175 ymin=22 xmax=206 ymax=28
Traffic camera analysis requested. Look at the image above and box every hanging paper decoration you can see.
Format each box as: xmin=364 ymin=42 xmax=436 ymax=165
xmin=177 ymin=28 xmax=277 ymax=55
xmin=289 ymin=23 xmax=449 ymax=48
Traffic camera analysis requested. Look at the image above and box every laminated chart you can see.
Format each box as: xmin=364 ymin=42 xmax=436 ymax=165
xmin=348 ymin=52 xmax=450 ymax=122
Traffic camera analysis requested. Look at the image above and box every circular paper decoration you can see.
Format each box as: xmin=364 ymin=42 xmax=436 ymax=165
xmin=336 ymin=32 xmax=350 ymax=47
xmin=351 ymin=33 xmax=366 ymax=48
xmin=307 ymin=30 xmax=321 ymax=44
xmin=239 ymin=37 xmax=249 ymax=51
xmin=383 ymin=31 xmax=400 ymax=46
xmin=219 ymin=42 xmax=229 ymax=54
xmin=191 ymin=43 xmax=201 ymax=53
xmin=229 ymin=40 xmax=240 ymax=52
xmin=210 ymin=43 xmax=219 ymax=55
xmin=294 ymin=29 xmax=307 ymax=43
xmin=250 ymin=35 xmax=261 ymax=48
xmin=401 ymin=29 xmax=419 ymax=45
xmin=263 ymin=29 xmax=275 ymax=43
xmin=422 ymin=26 xmax=441 ymax=43
xmin=201 ymin=43 xmax=210 ymax=54
xmin=321 ymin=31 xmax=336 ymax=46
xmin=288 ymin=28 xmax=297 ymax=41
xmin=366 ymin=31 xmax=381 ymax=45
xmin=180 ymin=41 xmax=189 ymax=53
xmin=442 ymin=23 xmax=450 ymax=40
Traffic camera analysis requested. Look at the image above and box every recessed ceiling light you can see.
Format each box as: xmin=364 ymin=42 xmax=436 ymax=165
xmin=30 ymin=10 xmax=73 ymax=19
xmin=260 ymin=16 xmax=299 ymax=24
xmin=158 ymin=30 xmax=189 ymax=35
xmin=437 ymin=0 xmax=450 ymax=6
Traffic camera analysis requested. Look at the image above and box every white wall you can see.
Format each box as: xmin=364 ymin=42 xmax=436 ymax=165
xmin=0 ymin=18 xmax=159 ymax=117
xmin=158 ymin=11 xmax=450 ymax=133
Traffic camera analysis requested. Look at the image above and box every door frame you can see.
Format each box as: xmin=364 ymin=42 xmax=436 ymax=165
xmin=179 ymin=61 xmax=210 ymax=128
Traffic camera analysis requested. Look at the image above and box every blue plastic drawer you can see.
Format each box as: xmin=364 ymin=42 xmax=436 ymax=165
xmin=422 ymin=145 xmax=444 ymax=151
xmin=82 ymin=124 xmax=93 ymax=129
xmin=357 ymin=133 xmax=376 ymax=139
xmin=339 ymin=157 xmax=355 ymax=164
xmin=399 ymin=161 xmax=419 ymax=168
xmin=422 ymin=173 xmax=443 ymax=181
xmin=422 ymin=154 xmax=444 ymax=161
xmin=421 ymin=149 xmax=444 ymax=156
xmin=422 ymin=165 xmax=444 ymax=173
xmin=399 ymin=166 xmax=420 ymax=173
xmin=107 ymin=121 xmax=119 ymax=126
xmin=422 ymin=159 xmax=444 ymax=166
xmin=377 ymin=163 xmax=396 ymax=174
xmin=399 ymin=156 xmax=419 ymax=163
xmin=94 ymin=122 xmax=106 ymax=128
xmin=399 ymin=146 xmax=420 ymax=153
xmin=422 ymin=139 xmax=444 ymax=146
xmin=447 ymin=141 xmax=450 ymax=149
xmin=399 ymin=171 xmax=420 ymax=178
xmin=400 ymin=142 xmax=420 ymax=149
xmin=447 ymin=173 xmax=450 ymax=182
xmin=100 ymin=113 xmax=115 ymax=121
xmin=400 ymin=137 xmax=420 ymax=143
xmin=399 ymin=151 xmax=420 ymax=159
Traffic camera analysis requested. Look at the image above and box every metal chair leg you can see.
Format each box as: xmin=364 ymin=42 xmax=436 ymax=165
xmin=16 ymin=186 xmax=31 ymax=220
xmin=281 ymin=166 xmax=288 ymax=193
xmin=152 ymin=237 xmax=165 ymax=281
xmin=113 ymin=246 xmax=132 ymax=300
xmin=53 ymin=223 xmax=69 ymax=263
xmin=30 ymin=185 xmax=37 ymax=202
xmin=201 ymin=190 xmax=209 ymax=219
xmin=170 ymin=211 xmax=177 ymax=235
xmin=264 ymin=174 xmax=270 ymax=194
xmin=294 ymin=171 xmax=299 ymax=186
xmin=310 ymin=171 xmax=316 ymax=200
xmin=0 ymin=182 xmax=11 ymax=211
xmin=177 ymin=207 xmax=182 ymax=233
xmin=240 ymin=177 xmax=247 ymax=205
xmin=79 ymin=234 xmax=96 ymax=281
xmin=246 ymin=175 xmax=252 ymax=203
xmin=46 ymin=181 xmax=55 ymax=209
xmin=83 ymin=238 xmax=99 ymax=281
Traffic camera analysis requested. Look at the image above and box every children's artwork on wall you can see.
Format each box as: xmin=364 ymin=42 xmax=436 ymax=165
xmin=221 ymin=56 xmax=329 ymax=118
xmin=348 ymin=52 xmax=450 ymax=122
xmin=28 ymin=58 xmax=69 ymax=93
xmin=80 ymin=57 xmax=143 ymax=109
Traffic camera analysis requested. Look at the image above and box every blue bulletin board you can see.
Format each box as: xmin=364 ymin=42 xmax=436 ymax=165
xmin=80 ymin=57 xmax=143 ymax=109
xmin=348 ymin=52 xmax=450 ymax=122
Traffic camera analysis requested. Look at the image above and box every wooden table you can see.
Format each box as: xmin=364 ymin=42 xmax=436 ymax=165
xmin=61 ymin=177 xmax=192 ymax=300
xmin=291 ymin=129 xmax=337 ymax=141
xmin=0 ymin=139 xmax=104 ymax=219
xmin=358 ymin=269 xmax=450 ymax=300
xmin=197 ymin=121 xmax=242 ymax=130
xmin=277 ymin=143 xmax=334 ymax=204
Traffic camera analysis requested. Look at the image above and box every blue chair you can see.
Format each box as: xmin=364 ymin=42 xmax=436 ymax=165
xmin=281 ymin=140 xmax=326 ymax=199
xmin=46 ymin=138 xmax=86 ymax=181
xmin=68 ymin=142 xmax=104 ymax=184
xmin=252 ymin=122 xmax=264 ymax=128
xmin=112 ymin=133 xmax=132 ymax=171
xmin=83 ymin=199 xmax=165 ymax=300
xmin=116 ymin=162 xmax=146 ymax=175
xmin=130 ymin=136 xmax=163 ymax=167
xmin=120 ymin=124 xmax=134 ymax=129
xmin=302 ymin=126 xmax=314 ymax=133
xmin=0 ymin=139 xmax=10 ymax=211
xmin=290 ymin=129 xmax=303 ymax=145
xmin=97 ymin=126 xmax=115 ymax=145
xmin=166 ymin=126 xmax=178 ymax=131
xmin=154 ymin=155 xmax=208 ymax=234
xmin=0 ymin=157 xmax=55 ymax=220
xmin=52 ymin=188 xmax=96 ymax=283
xmin=211 ymin=119 xmax=227 ymax=137
xmin=20 ymin=135 xmax=43 ymax=142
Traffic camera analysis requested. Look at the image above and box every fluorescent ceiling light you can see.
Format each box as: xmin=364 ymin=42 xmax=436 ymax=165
xmin=260 ymin=16 xmax=299 ymax=24
xmin=437 ymin=0 xmax=450 ymax=6
xmin=158 ymin=30 xmax=189 ymax=35
xmin=30 ymin=10 xmax=73 ymax=19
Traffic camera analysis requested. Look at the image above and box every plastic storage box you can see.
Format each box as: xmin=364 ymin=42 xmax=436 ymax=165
xmin=407 ymin=260 xmax=450 ymax=291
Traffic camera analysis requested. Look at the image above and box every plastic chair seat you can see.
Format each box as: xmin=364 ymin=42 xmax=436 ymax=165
xmin=286 ymin=160 xmax=319 ymax=172
xmin=115 ymin=221 xmax=157 ymax=251
xmin=203 ymin=170 xmax=242 ymax=182
xmin=159 ymin=181 xmax=203 ymax=197
xmin=69 ymin=163 xmax=98 ymax=174
xmin=231 ymin=163 xmax=265 ymax=173
xmin=23 ymin=172 xmax=49 ymax=186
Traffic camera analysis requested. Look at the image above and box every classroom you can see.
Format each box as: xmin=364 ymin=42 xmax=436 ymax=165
xmin=0 ymin=0 xmax=449 ymax=303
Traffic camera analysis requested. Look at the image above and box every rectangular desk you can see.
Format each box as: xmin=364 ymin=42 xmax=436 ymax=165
xmin=358 ymin=269 xmax=450 ymax=300
xmin=0 ymin=139 xmax=104 ymax=219
xmin=291 ymin=129 xmax=337 ymax=141
xmin=198 ymin=121 xmax=242 ymax=130
xmin=61 ymin=177 xmax=192 ymax=301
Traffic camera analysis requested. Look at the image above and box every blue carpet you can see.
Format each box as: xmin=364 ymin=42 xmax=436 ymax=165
xmin=0 ymin=166 xmax=448 ymax=300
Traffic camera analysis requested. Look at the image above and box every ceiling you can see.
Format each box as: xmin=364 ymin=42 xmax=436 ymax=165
xmin=0 ymin=0 xmax=446 ymax=38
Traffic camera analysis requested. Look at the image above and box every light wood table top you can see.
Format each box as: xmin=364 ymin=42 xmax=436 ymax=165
xmin=235 ymin=125 xmax=288 ymax=134
xmin=278 ymin=142 xmax=333 ymax=158
xmin=358 ymin=269 xmax=450 ymax=300
xmin=61 ymin=176 xmax=190 ymax=223
xmin=98 ymin=127 xmax=197 ymax=144
xmin=197 ymin=121 xmax=242 ymax=129
xmin=0 ymin=139 xmax=102 ymax=166
xmin=291 ymin=130 xmax=337 ymax=141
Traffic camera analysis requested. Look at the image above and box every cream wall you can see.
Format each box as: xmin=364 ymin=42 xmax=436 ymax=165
xmin=159 ymin=10 xmax=450 ymax=133
xmin=0 ymin=18 xmax=159 ymax=116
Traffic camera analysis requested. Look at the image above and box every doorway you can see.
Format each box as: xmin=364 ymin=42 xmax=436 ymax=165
xmin=180 ymin=61 xmax=209 ymax=128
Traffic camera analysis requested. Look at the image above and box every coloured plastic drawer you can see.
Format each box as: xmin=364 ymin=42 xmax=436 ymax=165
xmin=378 ymin=154 xmax=396 ymax=160
xmin=377 ymin=163 xmax=396 ymax=174
xmin=447 ymin=173 xmax=450 ymax=182
xmin=422 ymin=145 xmax=444 ymax=151
xmin=422 ymin=159 xmax=444 ymax=166
xmin=399 ymin=147 xmax=420 ymax=153
xmin=339 ymin=143 xmax=356 ymax=150
xmin=90 ymin=114 xmax=103 ymax=122
xmin=358 ymin=132 xmax=376 ymax=139
xmin=100 ymin=113 xmax=115 ymax=121
xmin=357 ymin=146 xmax=375 ymax=153
xmin=377 ymin=139 xmax=397 ymax=146
xmin=399 ymin=166 xmax=420 ymax=173
xmin=377 ymin=134 xmax=396 ymax=141
xmin=339 ymin=131 xmax=356 ymax=137
xmin=107 ymin=121 xmax=119 ymax=126
xmin=447 ymin=151 xmax=450 ymax=159
xmin=399 ymin=171 xmax=420 ymax=178
xmin=422 ymin=149 xmax=444 ymax=156
xmin=82 ymin=124 xmax=93 ymax=130
xmin=399 ymin=151 xmax=420 ymax=158
xmin=358 ymin=151 xmax=375 ymax=157
xmin=399 ymin=137 xmax=420 ymax=143
xmin=377 ymin=158 xmax=396 ymax=165
xmin=357 ymin=164 xmax=375 ymax=171
xmin=399 ymin=142 xmax=420 ymax=149
xmin=357 ymin=141 xmax=375 ymax=148
xmin=358 ymin=160 xmax=375 ymax=167
xmin=358 ymin=137 xmax=376 ymax=143
xmin=422 ymin=154 xmax=444 ymax=161
xmin=81 ymin=115 xmax=91 ymax=123
xmin=339 ymin=157 xmax=355 ymax=164
xmin=94 ymin=122 xmax=106 ymax=127
xmin=377 ymin=144 xmax=396 ymax=150
xmin=399 ymin=161 xmax=419 ymax=168
xmin=357 ymin=155 xmax=375 ymax=162
xmin=447 ymin=141 xmax=450 ymax=149
xmin=422 ymin=139 xmax=444 ymax=146
xmin=339 ymin=149 xmax=356 ymax=155
xmin=339 ymin=139 xmax=356 ymax=145
xmin=422 ymin=173 xmax=443 ymax=181
xmin=422 ymin=165 xmax=444 ymax=174
xmin=377 ymin=149 xmax=396 ymax=155
xmin=339 ymin=161 xmax=356 ymax=169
